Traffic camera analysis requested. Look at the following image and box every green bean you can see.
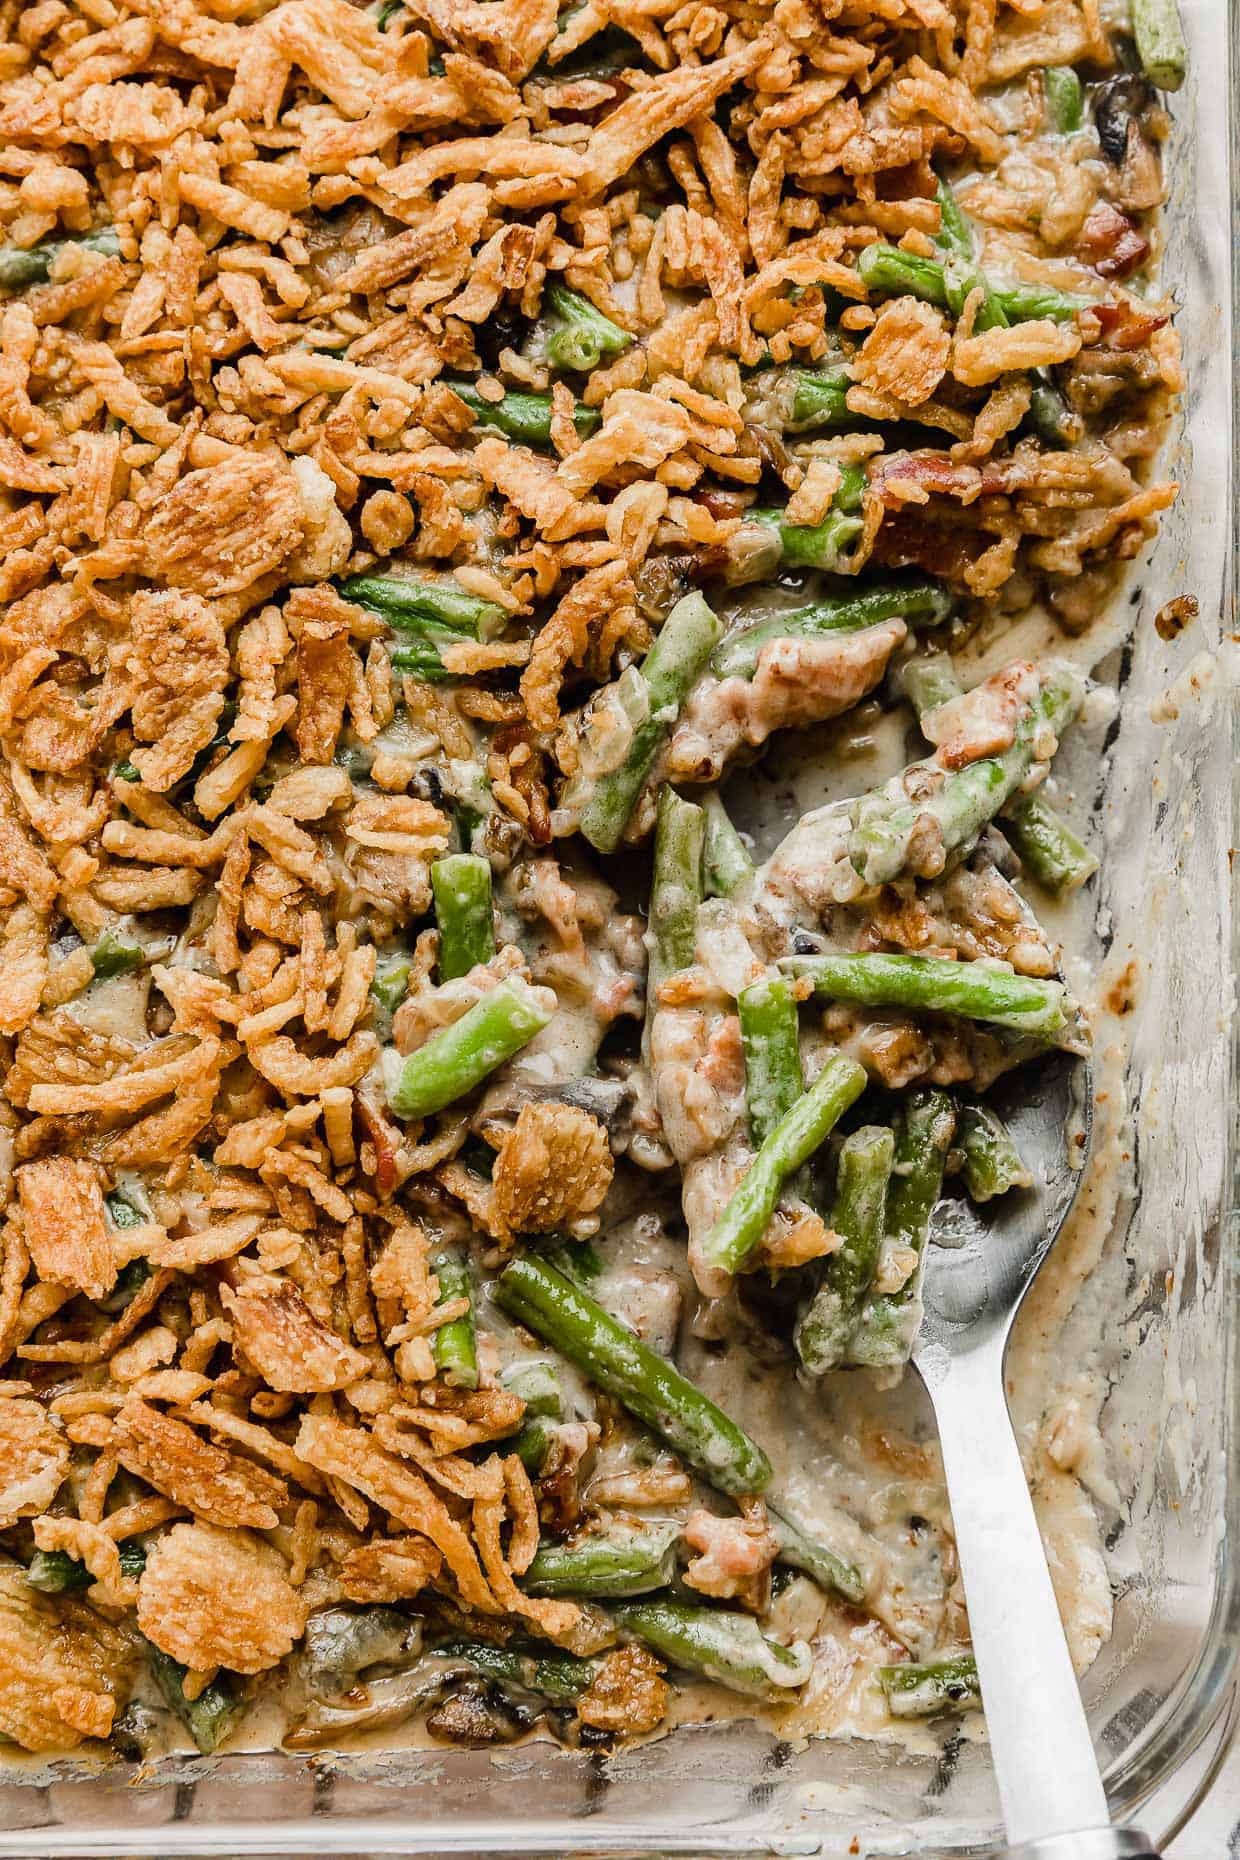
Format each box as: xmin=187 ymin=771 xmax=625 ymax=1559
xmin=701 ymin=792 xmax=754 ymax=898
xmin=897 ymin=660 xmax=1094 ymax=887
xmin=1132 ymin=0 xmax=1187 ymax=91
xmin=734 ymin=466 xmax=867 ymax=578
xmin=696 ymin=1053 xmax=867 ymax=1289
xmin=99 ymin=1257 xmax=152 ymax=1314
xmin=857 ymin=244 xmax=1087 ymax=324
xmin=434 ymin=1640 xmax=600 ymax=1704
xmin=788 ymin=366 xmax=854 ymax=430
xmin=446 ymin=378 xmax=601 ymax=446
xmin=146 ymin=1643 xmax=248 ymax=1755
xmin=510 ymin=1418 xmax=553 ymax=1474
xmin=431 ymin=1250 xmax=479 ymax=1390
xmin=738 ymin=976 xmax=803 ymax=1148
xmin=494 ymin=1254 xmax=773 ymax=1497
xmin=580 ymin=591 xmax=722 ymax=854
xmin=957 ymin=1102 xmax=1033 ymax=1202
xmin=612 ymin=1598 xmax=810 ymax=1699
xmin=387 ymin=977 xmax=553 ymax=1120
xmin=933 ymin=174 xmax=974 ymax=260
xmin=780 ymin=953 xmax=1067 ymax=1039
xmin=1025 ymin=375 xmax=1083 ymax=448
xmin=370 ymin=950 xmax=412 ymax=1017
xmin=1003 ymin=791 xmax=1098 ymax=893
xmin=897 ymin=650 xmax=962 ymax=720
xmin=795 ymin=1125 xmax=895 ymax=1376
xmin=541 ymin=283 xmax=632 ymax=373
xmin=90 ymin=928 xmax=145 ymax=980
xmin=768 ymin=1505 xmax=866 ymax=1606
xmin=711 ymin=576 xmax=953 ymax=683
xmin=431 ymin=854 xmax=495 ymax=982
xmin=0 ymin=227 xmax=121 ymax=293
xmin=105 ymin=1191 xmax=147 ymax=1230
xmin=523 ymin=1523 xmax=679 ymax=1598
xmin=341 ymin=572 xmax=506 ymax=642
xmin=501 ymin=1359 xmax=563 ymax=1418
xmin=877 ymin=1654 xmax=981 ymax=1718
xmin=1043 ymin=65 xmax=1085 ymax=133
xmin=845 ymin=663 xmax=1085 ymax=886
xmin=649 ymin=788 xmax=705 ymax=986
xmin=27 ymin=1541 xmax=148 ymax=1595
xmin=848 ymin=1090 xmax=956 ymax=1370
xmin=112 ymin=760 xmax=141 ymax=783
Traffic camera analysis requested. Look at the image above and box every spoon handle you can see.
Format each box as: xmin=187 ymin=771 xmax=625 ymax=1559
xmin=925 ymin=1344 xmax=1119 ymax=1847
xmin=997 ymin=1834 xmax=1162 ymax=1859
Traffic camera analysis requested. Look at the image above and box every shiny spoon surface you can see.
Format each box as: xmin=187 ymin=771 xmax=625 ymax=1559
xmin=914 ymin=1053 xmax=1162 ymax=1860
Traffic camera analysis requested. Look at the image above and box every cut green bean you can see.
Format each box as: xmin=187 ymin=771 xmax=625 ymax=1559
xmin=788 ymin=366 xmax=854 ymax=430
xmin=341 ymin=572 xmax=506 ymax=642
xmin=434 ymin=1640 xmax=600 ymax=1703
xmin=795 ymin=1125 xmax=895 ymax=1376
xmin=846 ymin=663 xmax=1085 ymax=886
xmin=430 ymin=1250 xmax=479 ymax=1390
xmin=0 ymin=227 xmax=121 ymax=293
xmin=28 ymin=1541 xmax=146 ymax=1594
xmin=370 ymin=950 xmax=412 ymax=1017
xmin=1025 ymin=374 xmax=1083 ymax=447
xmin=1044 ymin=66 xmax=1084 ymax=133
xmin=90 ymin=928 xmax=145 ymax=979
xmin=734 ymin=466 xmax=867 ymax=579
xmin=857 ymin=244 xmax=1087 ymax=324
xmin=105 ymin=1191 xmax=147 ymax=1230
xmin=541 ymin=283 xmax=632 ymax=372
xmin=768 ymin=1505 xmax=866 ymax=1606
xmin=649 ymin=788 xmax=704 ymax=985
xmin=898 ymin=650 xmax=963 ymax=721
xmin=431 ymin=854 xmax=495 ymax=982
xmin=523 ymin=1523 xmax=679 ymax=1598
xmin=387 ymin=977 xmax=553 ymax=1120
xmin=849 ymin=1090 xmax=956 ymax=1370
xmin=933 ymin=174 xmax=974 ymax=260
xmin=701 ymin=792 xmax=754 ymax=898
xmin=1132 ymin=0 xmax=1187 ymax=91
xmin=446 ymin=378 xmax=600 ymax=446
xmin=580 ymin=591 xmax=722 ymax=854
xmin=494 ymin=1254 xmax=772 ymax=1496
xmin=1003 ymin=791 xmax=1098 ymax=893
xmin=878 ymin=1654 xmax=981 ymax=1718
xmin=712 ymin=576 xmax=953 ymax=683
xmin=146 ymin=1643 xmax=248 ymax=1754
xmin=697 ymin=1053 xmax=867 ymax=1288
xmin=780 ymin=953 xmax=1067 ymax=1039
xmin=502 ymin=1359 xmax=563 ymax=1418
xmin=612 ymin=1598 xmax=811 ymax=1699
xmin=957 ymin=1102 xmax=1033 ymax=1202
xmin=738 ymin=976 xmax=804 ymax=1148
xmin=898 ymin=663 xmax=1094 ymax=888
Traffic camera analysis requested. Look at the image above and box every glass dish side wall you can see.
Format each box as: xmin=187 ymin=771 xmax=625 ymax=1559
xmin=0 ymin=1 xmax=1233 ymax=1851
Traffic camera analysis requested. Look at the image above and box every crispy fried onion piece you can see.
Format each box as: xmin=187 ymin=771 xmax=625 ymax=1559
xmin=142 ymin=454 xmax=304 ymax=597
xmin=127 ymin=589 xmax=229 ymax=792
xmin=222 ymin=1278 xmax=370 ymax=1393
xmin=336 ymin=1535 xmax=443 ymax=1603
xmin=114 ymin=1397 xmax=289 ymax=1529
xmin=0 ymin=1567 xmax=132 ymax=1751
xmin=0 ymin=1398 xmax=69 ymax=1527
xmin=577 ymin=1644 xmax=669 ymax=1735
xmin=295 ymin=1412 xmax=495 ymax=1612
xmin=491 ymin=1102 xmax=613 ymax=1236
xmin=17 ymin=1157 xmax=116 ymax=1301
xmin=137 ymin=1522 xmax=308 ymax=1674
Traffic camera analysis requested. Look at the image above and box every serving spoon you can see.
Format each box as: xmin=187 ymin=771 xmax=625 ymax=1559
xmin=915 ymin=1051 xmax=1164 ymax=1860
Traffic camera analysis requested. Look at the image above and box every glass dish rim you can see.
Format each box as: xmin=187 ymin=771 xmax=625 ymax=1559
xmin=0 ymin=4 xmax=1236 ymax=1852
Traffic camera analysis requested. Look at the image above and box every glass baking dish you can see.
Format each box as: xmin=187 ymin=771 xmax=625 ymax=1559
xmin=2 ymin=0 xmax=1235 ymax=1851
